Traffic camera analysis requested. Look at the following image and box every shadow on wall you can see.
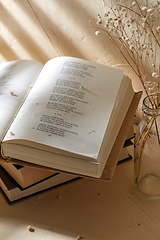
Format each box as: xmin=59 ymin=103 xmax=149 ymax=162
xmin=0 ymin=1 xmax=49 ymax=62
xmin=0 ymin=0 xmax=115 ymax=64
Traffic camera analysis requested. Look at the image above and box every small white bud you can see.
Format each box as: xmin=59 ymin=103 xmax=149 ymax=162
xmin=152 ymin=72 xmax=159 ymax=78
xmin=97 ymin=19 xmax=102 ymax=24
xmin=147 ymin=8 xmax=154 ymax=14
xmin=141 ymin=7 xmax=147 ymax=11
xmin=130 ymin=45 xmax=134 ymax=51
xmin=95 ymin=31 xmax=100 ymax=36
xmin=156 ymin=26 xmax=160 ymax=32
xmin=142 ymin=44 xmax=147 ymax=49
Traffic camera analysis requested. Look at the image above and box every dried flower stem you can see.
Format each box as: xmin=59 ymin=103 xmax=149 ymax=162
xmin=135 ymin=117 xmax=155 ymax=183
xmin=155 ymin=117 xmax=160 ymax=144
xmin=135 ymin=116 xmax=153 ymax=144
xmin=134 ymin=0 xmax=160 ymax=47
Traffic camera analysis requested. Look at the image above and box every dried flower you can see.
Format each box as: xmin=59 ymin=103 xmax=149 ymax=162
xmin=97 ymin=19 xmax=102 ymax=24
xmin=95 ymin=0 xmax=160 ymax=108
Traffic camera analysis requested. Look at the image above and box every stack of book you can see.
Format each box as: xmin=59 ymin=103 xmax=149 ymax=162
xmin=0 ymin=57 xmax=141 ymax=202
xmin=0 ymin=128 xmax=134 ymax=202
xmin=0 ymin=160 xmax=77 ymax=202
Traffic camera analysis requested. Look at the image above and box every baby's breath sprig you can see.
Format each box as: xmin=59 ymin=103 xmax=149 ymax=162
xmin=95 ymin=0 xmax=160 ymax=108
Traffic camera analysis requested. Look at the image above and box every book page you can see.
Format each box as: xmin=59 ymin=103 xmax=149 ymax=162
xmin=3 ymin=57 xmax=124 ymax=159
xmin=0 ymin=60 xmax=43 ymax=141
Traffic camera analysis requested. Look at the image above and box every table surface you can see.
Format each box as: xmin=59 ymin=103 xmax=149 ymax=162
xmin=1 ymin=159 xmax=160 ymax=240
xmin=0 ymin=0 xmax=159 ymax=239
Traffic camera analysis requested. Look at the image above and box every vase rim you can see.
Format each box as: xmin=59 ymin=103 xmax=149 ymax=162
xmin=142 ymin=94 xmax=160 ymax=116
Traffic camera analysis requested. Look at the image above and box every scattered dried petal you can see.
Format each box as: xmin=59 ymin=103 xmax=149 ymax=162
xmin=57 ymin=195 xmax=62 ymax=199
xmin=10 ymin=92 xmax=18 ymax=97
xmin=27 ymin=225 xmax=35 ymax=233
xmin=76 ymin=236 xmax=85 ymax=240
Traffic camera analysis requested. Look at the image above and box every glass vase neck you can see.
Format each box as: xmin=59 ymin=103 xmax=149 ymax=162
xmin=142 ymin=95 xmax=160 ymax=116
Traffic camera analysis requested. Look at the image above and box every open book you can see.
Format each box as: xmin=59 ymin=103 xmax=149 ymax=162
xmin=0 ymin=136 xmax=132 ymax=203
xmin=0 ymin=57 xmax=140 ymax=178
xmin=0 ymin=136 xmax=133 ymax=190
xmin=0 ymin=124 xmax=135 ymax=189
xmin=0 ymin=128 xmax=134 ymax=202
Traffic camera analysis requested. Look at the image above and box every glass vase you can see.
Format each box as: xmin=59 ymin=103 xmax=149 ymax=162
xmin=134 ymin=95 xmax=160 ymax=199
